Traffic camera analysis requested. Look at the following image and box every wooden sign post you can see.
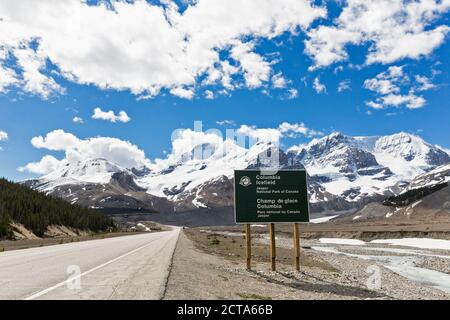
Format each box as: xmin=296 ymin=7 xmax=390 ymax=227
xmin=245 ymin=224 xmax=252 ymax=270
xmin=293 ymin=223 xmax=300 ymax=271
xmin=234 ymin=170 xmax=310 ymax=273
xmin=269 ymin=223 xmax=276 ymax=271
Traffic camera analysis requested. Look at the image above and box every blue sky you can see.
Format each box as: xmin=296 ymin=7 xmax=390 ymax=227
xmin=0 ymin=0 xmax=449 ymax=180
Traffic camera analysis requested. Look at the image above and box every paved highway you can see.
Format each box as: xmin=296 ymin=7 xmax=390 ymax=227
xmin=0 ymin=228 xmax=180 ymax=299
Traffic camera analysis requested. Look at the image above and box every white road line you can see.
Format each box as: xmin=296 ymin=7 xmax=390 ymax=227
xmin=24 ymin=235 xmax=165 ymax=300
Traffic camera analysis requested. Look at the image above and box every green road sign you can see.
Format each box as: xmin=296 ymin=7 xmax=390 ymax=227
xmin=234 ymin=170 xmax=310 ymax=224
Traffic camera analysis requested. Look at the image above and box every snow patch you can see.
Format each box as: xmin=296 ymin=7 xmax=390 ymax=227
xmin=310 ymin=215 xmax=338 ymax=224
xmin=319 ymin=238 xmax=366 ymax=245
xmin=371 ymin=238 xmax=450 ymax=251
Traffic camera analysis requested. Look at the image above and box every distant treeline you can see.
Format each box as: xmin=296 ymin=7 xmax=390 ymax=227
xmin=0 ymin=178 xmax=115 ymax=239
xmin=383 ymin=182 xmax=449 ymax=207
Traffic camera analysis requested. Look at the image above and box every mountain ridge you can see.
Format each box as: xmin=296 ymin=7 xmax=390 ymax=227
xmin=24 ymin=131 xmax=450 ymax=219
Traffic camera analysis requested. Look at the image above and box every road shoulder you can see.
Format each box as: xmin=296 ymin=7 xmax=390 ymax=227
xmin=164 ymin=229 xmax=376 ymax=300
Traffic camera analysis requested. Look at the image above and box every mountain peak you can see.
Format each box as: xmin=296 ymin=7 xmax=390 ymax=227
xmin=41 ymin=157 xmax=126 ymax=185
xmin=328 ymin=131 xmax=346 ymax=139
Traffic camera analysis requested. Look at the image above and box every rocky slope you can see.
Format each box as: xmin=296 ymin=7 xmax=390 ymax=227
xmin=335 ymin=163 xmax=450 ymax=223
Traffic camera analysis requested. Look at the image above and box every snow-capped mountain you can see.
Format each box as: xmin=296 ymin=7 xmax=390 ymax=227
xmin=289 ymin=132 xmax=449 ymax=206
xmin=335 ymin=163 xmax=450 ymax=223
xmin=35 ymin=158 xmax=127 ymax=192
xmin=405 ymin=163 xmax=450 ymax=192
xmin=25 ymin=132 xmax=450 ymax=218
xmin=25 ymin=163 xmax=173 ymax=214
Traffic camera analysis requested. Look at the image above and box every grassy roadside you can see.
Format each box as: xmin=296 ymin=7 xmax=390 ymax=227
xmin=184 ymin=228 xmax=338 ymax=273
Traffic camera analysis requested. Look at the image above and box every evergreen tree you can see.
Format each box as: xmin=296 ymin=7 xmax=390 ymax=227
xmin=0 ymin=178 xmax=116 ymax=239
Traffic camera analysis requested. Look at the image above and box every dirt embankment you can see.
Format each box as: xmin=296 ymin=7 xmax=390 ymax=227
xmin=9 ymin=222 xmax=90 ymax=241
xmin=0 ymin=220 xmax=169 ymax=252
xmin=0 ymin=231 xmax=144 ymax=252
xmin=164 ymin=228 xmax=449 ymax=300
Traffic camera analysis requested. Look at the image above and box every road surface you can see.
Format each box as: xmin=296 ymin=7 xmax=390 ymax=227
xmin=0 ymin=228 xmax=180 ymax=300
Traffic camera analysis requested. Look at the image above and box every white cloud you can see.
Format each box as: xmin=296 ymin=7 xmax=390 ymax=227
xmin=364 ymin=66 xmax=432 ymax=110
xmin=0 ymin=46 xmax=62 ymax=98
xmin=72 ymin=116 xmax=84 ymax=124
xmin=216 ymin=120 xmax=235 ymax=126
xmin=381 ymin=93 xmax=425 ymax=109
xmin=230 ymin=41 xmax=271 ymax=89
xmin=0 ymin=130 xmax=8 ymax=141
xmin=278 ymin=122 xmax=322 ymax=138
xmin=286 ymin=88 xmax=298 ymax=99
xmin=0 ymin=0 xmax=326 ymax=99
xmin=21 ymin=129 xmax=150 ymax=174
xmin=337 ymin=79 xmax=351 ymax=92
xmin=169 ymin=128 xmax=226 ymax=159
xmin=13 ymin=46 xmax=64 ymax=99
xmin=31 ymin=129 xmax=80 ymax=150
xmin=334 ymin=66 xmax=344 ymax=74
xmin=92 ymin=107 xmax=130 ymax=123
xmin=21 ymin=121 xmax=323 ymax=175
xmin=313 ymin=77 xmax=327 ymax=94
xmin=17 ymin=155 xmax=61 ymax=175
xmin=204 ymin=90 xmax=214 ymax=99
xmin=364 ymin=66 xmax=405 ymax=95
xmin=170 ymin=87 xmax=195 ymax=100
xmin=415 ymin=75 xmax=436 ymax=91
xmin=272 ymin=72 xmax=289 ymax=89
xmin=306 ymin=0 xmax=450 ymax=68
xmin=0 ymin=65 xmax=18 ymax=93
xmin=237 ymin=122 xmax=322 ymax=143
xmin=237 ymin=125 xmax=282 ymax=143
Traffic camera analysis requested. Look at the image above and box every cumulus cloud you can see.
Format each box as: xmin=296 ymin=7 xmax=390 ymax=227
xmin=0 ymin=46 xmax=63 ymax=98
xmin=237 ymin=125 xmax=283 ymax=143
xmin=313 ymin=77 xmax=327 ymax=94
xmin=271 ymin=73 xmax=289 ymax=89
xmin=236 ymin=122 xmax=322 ymax=143
xmin=166 ymin=121 xmax=322 ymax=164
xmin=305 ymin=0 xmax=450 ymax=68
xmin=31 ymin=129 xmax=80 ymax=150
xmin=0 ymin=130 xmax=8 ymax=141
xmin=169 ymin=128 xmax=226 ymax=159
xmin=0 ymin=0 xmax=326 ymax=99
xmin=13 ymin=47 xmax=65 ymax=99
xmin=72 ymin=116 xmax=84 ymax=124
xmin=0 ymin=65 xmax=18 ymax=93
xmin=17 ymin=155 xmax=61 ymax=175
xmin=170 ymin=87 xmax=195 ymax=100
xmin=20 ymin=129 xmax=149 ymax=174
xmin=92 ymin=107 xmax=130 ymax=123
xmin=21 ymin=121 xmax=323 ymax=175
xmin=364 ymin=66 xmax=433 ymax=110
xmin=278 ymin=122 xmax=323 ymax=138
